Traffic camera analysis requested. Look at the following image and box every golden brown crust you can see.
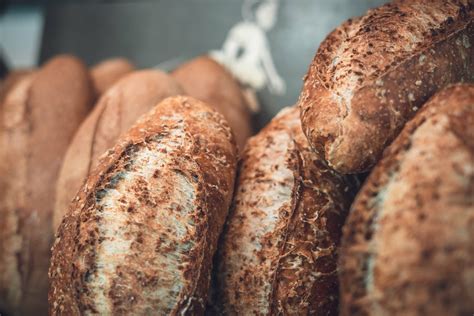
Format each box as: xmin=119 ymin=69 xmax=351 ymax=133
xmin=172 ymin=56 xmax=253 ymax=151
xmin=215 ymin=106 xmax=359 ymax=315
xmin=49 ymin=96 xmax=238 ymax=315
xmin=90 ymin=58 xmax=135 ymax=96
xmin=340 ymin=83 xmax=474 ymax=315
xmin=0 ymin=55 xmax=94 ymax=315
xmin=299 ymin=0 xmax=474 ymax=173
xmin=53 ymin=70 xmax=183 ymax=230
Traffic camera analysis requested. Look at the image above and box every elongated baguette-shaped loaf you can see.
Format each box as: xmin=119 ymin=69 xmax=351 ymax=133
xmin=340 ymin=83 xmax=474 ymax=315
xmin=172 ymin=56 xmax=253 ymax=150
xmin=49 ymin=96 xmax=238 ymax=315
xmin=215 ymin=106 xmax=359 ymax=315
xmin=90 ymin=58 xmax=135 ymax=96
xmin=299 ymin=0 xmax=473 ymax=173
xmin=53 ymin=70 xmax=183 ymax=230
xmin=0 ymin=55 xmax=94 ymax=316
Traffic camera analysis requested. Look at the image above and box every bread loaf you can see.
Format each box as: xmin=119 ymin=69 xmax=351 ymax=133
xmin=299 ymin=0 xmax=473 ymax=173
xmin=0 ymin=70 xmax=33 ymax=105
xmin=172 ymin=56 xmax=253 ymax=150
xmin=90 ymin=58 xmax=135 ymax=96
xmin=0 ymin=55 xmax=94 ymax=315
xmin=215 ymin=106 xmax=359 ymax=315
xmin=53 ymin=70 xmax=183 ymax=230
xmin=49 ymin=96 xmax=238 ymax=315
xmin=339 ymin=83 xmax=474 ymax=315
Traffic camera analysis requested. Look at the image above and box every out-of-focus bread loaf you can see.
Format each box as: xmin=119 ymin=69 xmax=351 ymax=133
xmin=53 ymin=70 xmax=183 ymax=230
xmin=299 ymin=0 xmax=473 ymax=173
xmin=49 ymin=96 xmax=238 ymax=315
xmin=90 ymin=58 xmax=135 ymax=96
xmin=172 ymin=56 xmax=253 ymax=150
xmin=340 ymin=83 xmax=474 ymax=315
xmin=0 ymin=55 xmax=94 ymax=316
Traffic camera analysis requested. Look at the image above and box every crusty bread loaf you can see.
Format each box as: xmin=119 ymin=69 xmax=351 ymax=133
xmin=49 ymin=96 xmax=238 ymax=315
xmin=53 ymin=70 xmax=183 ymax=230
xmin=172 ymin=56 xmax=253 ymax=150
xmin=215 ymin=106 xmax=359 ymax=315
xmin=0 ymin=55 xmax=94 ymax=316
xmin=339 ymin=83 xmax=474 ymax=315
xmin=90 ymin=58 xmax=135 ymax=96
xmin=299 ymin=0 xmax=473 ymax=173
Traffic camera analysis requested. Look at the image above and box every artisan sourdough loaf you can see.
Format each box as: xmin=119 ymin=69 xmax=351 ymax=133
xmin=0 ymin=55 xmax=94 ymax=315
xmin=299 ymin=0 xmax=473 ymax=173
xmin=339 ymin=83 xmax=474 ymax=315
xmin=90 ymin=58 xmax=135 ymax=96
xmin=215 ymin=106 xmax=359 ymax=315
xmin=53 ymin=70 xmax=183 ymax=230
xmin=49 ymin=96 xmax=238 ymax=315
xmin=172 ymin=56 xmax=253 ymax=150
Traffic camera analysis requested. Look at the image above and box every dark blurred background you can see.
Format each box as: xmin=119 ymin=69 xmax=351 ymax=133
xmin=1 ymin=0 xmax=388 ymax=127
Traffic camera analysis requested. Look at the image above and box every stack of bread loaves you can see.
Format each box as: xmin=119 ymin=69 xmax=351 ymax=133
xmin=0 ymin=0 xmax=472 ymax=315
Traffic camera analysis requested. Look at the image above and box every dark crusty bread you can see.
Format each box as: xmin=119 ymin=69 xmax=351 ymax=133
xmin=215 ymin=106 xmax=359 ymax=315
xmin=339 ymin=83 xmax=474 ymax=315
xmin=299 ymin=0 xmax=473 ymax=173
xmin=90 ymin=58 xmax=135 ymax=96
xmin=53 ymin=70 xmax=183 ymax=230
xmin=0 ymin=55 xmax=94 ymax=316
xmin=49 ymin=96 xmax=238 ymax=315
xmin=172 ymin=56 xmax=253 ymax=150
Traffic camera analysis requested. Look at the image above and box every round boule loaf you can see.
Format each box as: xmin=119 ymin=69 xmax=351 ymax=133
xmin=49 ymin=96 xmax=238 ymax=315
xmin=339 ymin=83 xmax=474 ymax=315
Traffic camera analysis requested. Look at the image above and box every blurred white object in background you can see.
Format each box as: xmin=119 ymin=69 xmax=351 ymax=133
xmin=211 ymin=0 xmax=286 ymax=95
xmin=0 ymin=5 xmax=44 ymax=68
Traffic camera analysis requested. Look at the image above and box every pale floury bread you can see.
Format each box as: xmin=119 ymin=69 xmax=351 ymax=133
xmin=90 ymin=58 xmax=135 ymax=96
xmin=0 ymin=55 xmax=94 ymax=316
xmin=340 ymin=83 xmax=474 ymax=315
xmin=49 ymin=96 xmax=238 ymax=315
xmin=215 ymin=106 xmax=359 ymax=315
xmin=172 ymin=56 xmax=253 ymax=150
xmin=299 ymin=0 xmax=473 ymax=173
xmin=53 ymin=70 xmax=183 ymax=230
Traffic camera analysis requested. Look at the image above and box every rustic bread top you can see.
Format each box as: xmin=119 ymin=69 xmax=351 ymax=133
xmin=49 ymin=96 xmax=238 ymax=315
xmin=299 ymin=0 xmax=473 ymax=173
xmin=53 ymin=70 xmax=183 ymax=230
xmin=216 ymin=106 xmax=358 ymax=315
xmin=172 ymin=56 xmax=252 ymax=150
xmin=340 ymin=83 xmax=474 ymax=315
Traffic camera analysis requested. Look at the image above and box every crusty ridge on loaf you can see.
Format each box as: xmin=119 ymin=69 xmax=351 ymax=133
xmin=340 ymin=83 xmax=474 ymax=315
xmin=215 ymin=106 xmax=359 ymax=315
xmin=49 ymin=96 xmax=237 ymax=315
xmin=299 ymin=0 xmax=473 ymax=173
